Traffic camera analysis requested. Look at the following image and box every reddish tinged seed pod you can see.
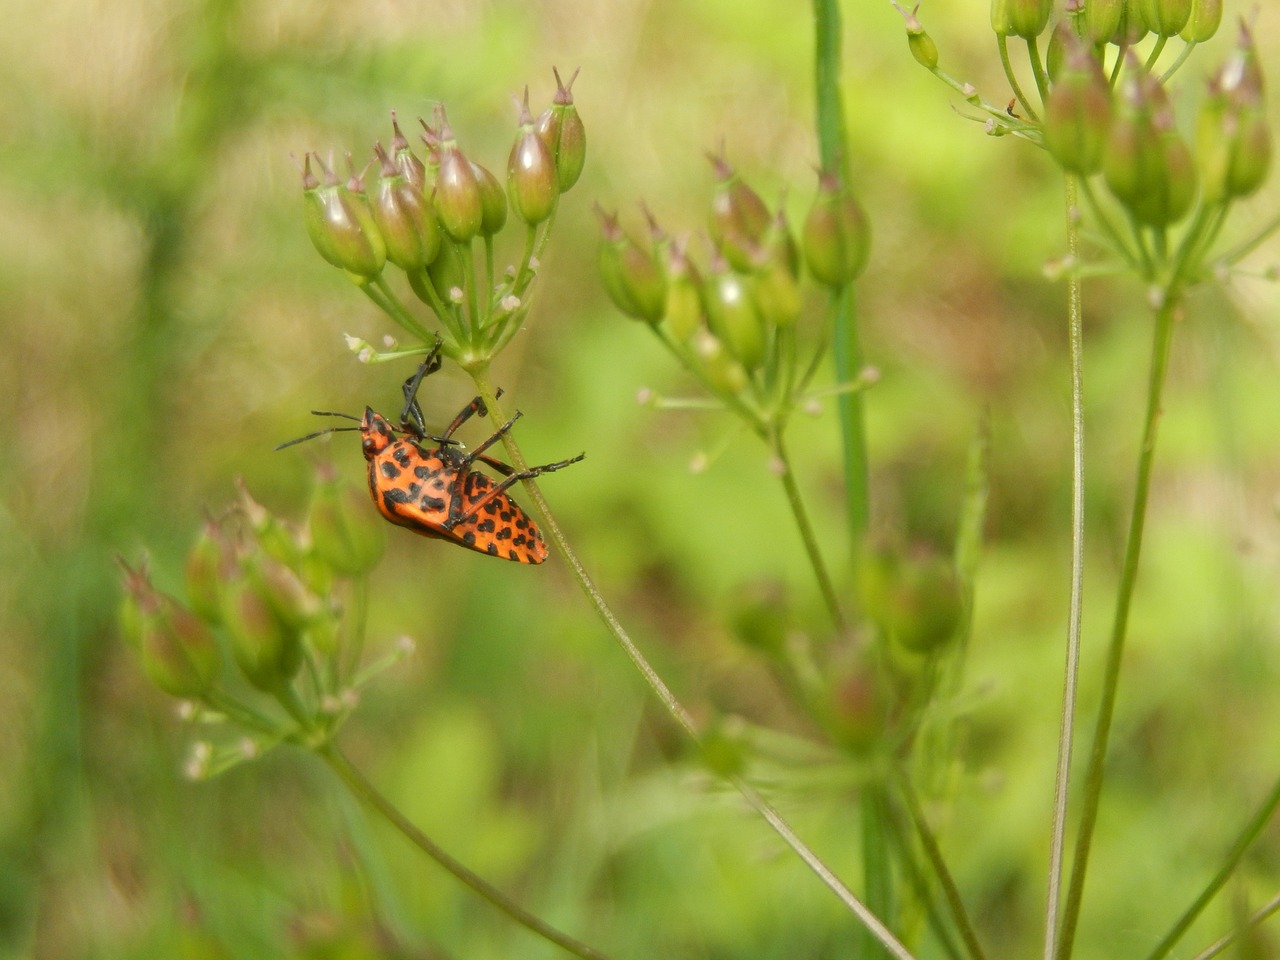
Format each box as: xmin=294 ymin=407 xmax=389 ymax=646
xmin=802 ymin=170 xmax=871 ymax=287
xmin=509 ymin=88 xmax=559 ymax=225
xmin=119 ymin=558 xmax=221 ymax=698
xmin=434 ymin=114 xmax=484 ymax=242
xmin=222 ymin=577 xmax=302 ymax=692
xmin=1103 ymin=59 xmax=1197 ymax=226
xmin=535 ymin=66 xmax=586 ymax=192
xmin=300 ymin=152 xmax=386 ymax=281
xmin=1198 ymin=23 xmax=1272 ymax=201
xmin=371 ymin=142 xmax=441 ymax=271
xmin=596 ymin=206 xmax=666 ymax=323
xmin=707 ymin=152 xmax=771 ymax=273
xmin=1044 ymin=34 xmax=1113 ymax=175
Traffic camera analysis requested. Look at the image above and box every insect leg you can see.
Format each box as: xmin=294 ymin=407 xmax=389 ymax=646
xmin=449 ymin=452 xmax=586 ymax=527
xmin=398 ymin=336 xmax=445 ymax=435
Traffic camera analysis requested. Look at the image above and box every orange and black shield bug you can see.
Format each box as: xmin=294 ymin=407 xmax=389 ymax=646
xmin=277 ymin=340 xmax=583 ymax=563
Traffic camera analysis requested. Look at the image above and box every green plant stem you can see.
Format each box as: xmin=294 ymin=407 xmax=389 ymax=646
xmin=770 ymin=427 xmax=848 ymax=634
xmin=1055 ymin=294 xmax=1180 ymax=960
xmin=896 ymin=772 xmax=988 ymax=960
xmin=1044 ymin=173 xmax=1087 ymax=960
xmin=320 ymin=744 xmax=612 ymax=960
xmin=813 ymin=0 xmax=870 ymax=548
xmin=466 ymin=368 xmax=918 ymax=960
xmin=997 ymin=35 xmax=1040 ymax=122
xmin=364 ymin=276 xmax=434 ymax=343
xmin=1141 ymin=771 xmax=1280 ymax=960
xmin=860 ymin=783 xmax=894 ymax=960
xmin=1187 ymin=891 xmax=1280 ymax=960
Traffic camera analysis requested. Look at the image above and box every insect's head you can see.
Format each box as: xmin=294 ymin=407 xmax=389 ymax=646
xmin=359 ymin=407 xmax=398 ymax=460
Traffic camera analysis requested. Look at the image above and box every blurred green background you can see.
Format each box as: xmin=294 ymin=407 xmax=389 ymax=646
xmin=3 ymin=1 xmax=1280 ymax=957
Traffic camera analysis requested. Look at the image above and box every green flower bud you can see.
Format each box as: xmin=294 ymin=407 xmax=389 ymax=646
xmin=705 ymin=255 xmax=765 ymax=370
xmin=370 ymin=142 xmax=441 ymax=271
xmin=727 ymin=580 xmax=789 ymax=659
xmin=857 ymin=544 xmax=963 ymax=656
xmin=707 ymin=153 xmax=771 ymax=273
xmin=892 ymin=4 xmax=939 ymax=69
xmin=1108 ymin=1 xmax=1149 ymax=44
xmin=1137 ymin=0 xmax=1191 ymax=36
xmin=118 ymin=558 xmax=220 ymax=698
xmin=245 ymin=554 xmax=323 ymax=632
xmin=390 ymin=112 xmax=427 ymax=193
xmin=470 ymin=160 xmax=508 ymax=237
xmin=300 ymin=153 xmax=386 ymax=282
xmin=1103 ymin=61 xmax=1197 ymax=226
xmin=184 ymin=518 xmax=235 ymax=625
xmin=508 ymin=89 xmax=559 ymax=226
xmin=692 ymin=329 xmax=749 ymax=396
xmin=596 ymin=206 xmax=666 ymax=323
xmin=661 ymin=239 xmax=706 ymax=342
xmin=237 ymin=479 xmax=299 ymax=566
xmin=1083 ymin=0 xmax=1126 ymax=44
xmin=822 ymin=645 xmax=890 ymax=755
xmin=307 ymin=464 xmax=387 ymax=577
xmin=1044 ymin=34 xmax=1113 ymax=175
xmin=1198 ymin=24 xmax=1271 ymax=201
xmin=1180 ymin=0 xmax=1222 ymax=42
xmin=222 ymin=577 xmax=301 ymax=692
xmin=535 ymin=66 xmax=586 ymax=193
xmin=434 ymin=116 xmax=484 ymax=242
xmin=802 ymin=171 xmax=871 ymax=287
xmin=420 ymin=237 xmax=465 ymax=306
xmin=991 ymin=0 xmax=1052 ymax=39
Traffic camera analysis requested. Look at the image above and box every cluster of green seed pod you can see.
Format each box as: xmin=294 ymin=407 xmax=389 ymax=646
xmin=597 ymin=153 xmax=869 ymax=415
xmin=118 ymin=469 xmax=398 ymax=775
xmin=898 ymin=2 xmax=1269 ymax=233
xmin=299 ymin=69 xmax=586 ymax=357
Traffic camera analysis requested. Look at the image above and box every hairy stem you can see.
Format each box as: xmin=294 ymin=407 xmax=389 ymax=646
xmin=1044 ymin=173 xmax=1086 ymax=960
xmin=1056 ymin=294 xmax=1180 ymax=959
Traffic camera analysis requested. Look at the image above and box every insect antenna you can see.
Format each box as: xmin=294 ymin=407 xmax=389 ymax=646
xmin=274 ymin=411 xmax=363 ymax=451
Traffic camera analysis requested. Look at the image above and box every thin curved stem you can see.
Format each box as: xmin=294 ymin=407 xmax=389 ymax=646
xmin=1055 ymin=294 xmax=1180 ymax=960
xmin=321 ymin=744 xmax=613 ymax=960
xmin=997 ymin=35 xmax=1040 ymax=122
xmin=771 ymin=427 xmax=848 ymax=634
xmin=1044 ymin=172 xmax=1086 ymax=960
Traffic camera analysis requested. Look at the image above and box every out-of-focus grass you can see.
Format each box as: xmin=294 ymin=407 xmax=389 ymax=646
xmin=2 ymin=1 xmax=1279 ymax=958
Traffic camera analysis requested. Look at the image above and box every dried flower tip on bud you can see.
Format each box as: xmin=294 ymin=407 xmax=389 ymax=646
xmin=991 ymin=0 xmax=1052 ymax=39
xmin=535 ymin=66 xmax=586 ymax=193
xmin=707 ymin=152 xmax=771 ymax=273
xmin=596 ymin=206 xmax=666 ymax=323
xmin=390 ymin=112 xmax=427 ymax=192
xmin=434 ymin=113 xmax=484 ymax=242
xmin=509 ymin=88 xmax=559 ymax=225
xmin=370 ymin=141 xmax=441 ymax=271
xmin=300 ymin=152 xmax=387 ymax=282
xmin=893 ymin=3 xmax=939 ymax=69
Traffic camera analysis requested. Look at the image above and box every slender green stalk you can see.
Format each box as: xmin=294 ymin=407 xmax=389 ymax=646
xmin=1026 ymin=36 xmax=1050 ymax=108
xmin=1043 ymin=173 xmax=1087 ymax=960
xmin=320 ymin=744 xmax=613 ymax=960
xmin=1187 ymin=891 xmax=1280 ymax=960
xmin=465 ymin=369 xmax=917 ymax=960
xmin=363 ymin=278 xmax=435 ymax=342
xmin=997 ymin=35 xmax=1040 ymax=122
xmin=771 ymin=427 xmax=848 ymax=634
xmin=860 ymin=783 xmax=894 ymax=960
xmin=813 ymin=0 xmax=870 ymax=547
xmin=896 ymin=772 xmax=988 ymax=960
xmin=1141 ymin=771 xmax=1280 ymax=960
xmin=1055 ymin=294 xmax=1180 ymax=960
